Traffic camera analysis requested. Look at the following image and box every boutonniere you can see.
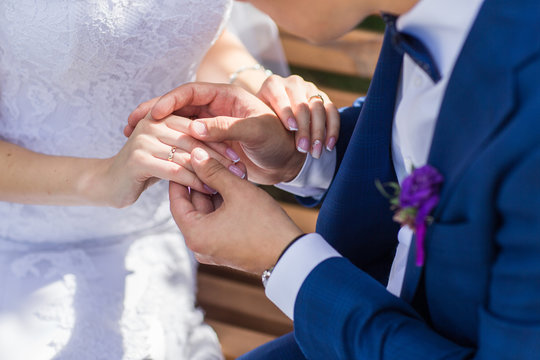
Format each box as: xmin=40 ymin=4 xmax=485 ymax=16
xmin=376 ymin=165 xmax=443 ymax=266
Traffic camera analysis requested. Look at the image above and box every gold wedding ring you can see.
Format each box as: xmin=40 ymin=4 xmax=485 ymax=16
xmin=167 ymin=146 xmax=177 ymax=162
xmin=308 ymin=94 xmax=325 ymax=105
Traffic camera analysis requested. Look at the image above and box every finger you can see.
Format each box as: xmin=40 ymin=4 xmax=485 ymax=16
xmin=258 ymin=76 xmax=298 ymax=132
xmin=324 ymin=101 xmax=340 ymax=151
xmin=285 ymin=77 xmax=311 ymax=153
xmin=191 ymin=190 xmax=215 ymax=215
xmin=211 ymin=193 xmax=224 ymax=210
xmin=153 ymin=129 xmax=247 ymax=183
xmin=231 ymin=161 xmax=247 ymax=180
xmin=188 ymin=116 xmax=265 ymax=145
xmin=126 ymin=97 xmax=160 ymax=136
xmin=151 ymin=83 xmax=227 ymax=120
xmin=308 ymin=97 xmax=327 ymax=159
xmin=169 ymin=181 xmax=198 ymax=229
xmin=139 ymin=153 xmax=210 ymax=194
xmin=190 ymin=147 xmax=246 ymax=199
xmin=158 ymin=130 xmax=231 ymax=167
xmin=157 ymin=140 xmax=246 ymax=180
xmin=162 ymin=116 xmax=239 ymax=163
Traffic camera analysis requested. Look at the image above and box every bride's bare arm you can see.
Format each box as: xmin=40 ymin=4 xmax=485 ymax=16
xmin=0 ymin=115 xmax=241 ymax=208
xmin=0 ymin=139 xmax=111 ymax=206
xmin=196 ymin=29 xmax=268 ymax=94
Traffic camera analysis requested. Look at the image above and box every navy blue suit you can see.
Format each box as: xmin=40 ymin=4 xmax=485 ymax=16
xmin=241 ymin=0 xmax=540 ymax=358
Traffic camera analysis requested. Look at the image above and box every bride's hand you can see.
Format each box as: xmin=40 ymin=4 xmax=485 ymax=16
xmin=125 ymin=75 xmax=340 ymax=160
xmin=255 ymin=74 xmax=340 ymax=159
xmin=101 ymin=114 xmax=244 ymax=208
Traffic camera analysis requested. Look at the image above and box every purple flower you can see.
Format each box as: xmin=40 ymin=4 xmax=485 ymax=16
xmin=376 ymin=165 xmax=443 ymax=266
xmin=400 ymin=165 xmax=444 ymax=210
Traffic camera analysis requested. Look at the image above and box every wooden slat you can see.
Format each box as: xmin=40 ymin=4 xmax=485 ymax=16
xmin=280 ymin=29 xmax=382 ymax=78
xmin=280 ymin=201 xmax=318 ymax=234
xmin=321 ymin=86 xmax=363 ymax=108
xmin=199 ymin=263 xmax=260 ymax=285
xmin=198 ymin=272 xmax=293 ymax=336
xmin=196 ymin=202 xmax=318 ymax=356
xmin=208 ymin=319 xmax=277 ymax=360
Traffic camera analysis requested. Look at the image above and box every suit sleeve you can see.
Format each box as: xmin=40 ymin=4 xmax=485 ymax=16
xmin=293 ymin=147 xmax=540 ymax=359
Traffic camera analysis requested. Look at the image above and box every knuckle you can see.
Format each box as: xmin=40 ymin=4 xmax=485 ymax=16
xmin=134 ymin=102 xmax=148 ymax=115
xmin=289 ymin=74 xmax=303 ymax=84
xmin=187 ymin=175 xmax=201 ymax=190
xmin=204 ymin=160 xmax=226 ymax=180
xmin=130 ymin=148 xmax=147 ymax=165
xmin=265 ymin=74 xmax=278 ymax=84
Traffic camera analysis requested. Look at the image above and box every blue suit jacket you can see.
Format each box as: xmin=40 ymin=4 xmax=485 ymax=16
xmin=289 ymin=0 xmax=540 ymax=359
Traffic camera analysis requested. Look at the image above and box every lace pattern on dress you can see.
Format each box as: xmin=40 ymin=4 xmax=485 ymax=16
xmin=0 ymin=0 xmax=232 ymax=244
xmin=0 ymin=0 xmax=231 ymax=358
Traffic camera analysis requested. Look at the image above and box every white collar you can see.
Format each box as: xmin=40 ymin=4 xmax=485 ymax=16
xmin=397 ymin=0 xmax=485 ymax=78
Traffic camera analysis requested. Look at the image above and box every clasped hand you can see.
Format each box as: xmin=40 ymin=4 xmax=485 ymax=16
xmin=123 ymin=81 xmax=337 ymax=273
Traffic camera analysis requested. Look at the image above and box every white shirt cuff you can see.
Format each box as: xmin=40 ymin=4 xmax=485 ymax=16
xmin=275 ymin=149 xmax=336 ymax=199
xmin=265 ymin=233 xmax=341 ymax=320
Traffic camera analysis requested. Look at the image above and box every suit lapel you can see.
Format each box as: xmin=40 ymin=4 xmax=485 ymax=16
xmin=428 ymin=0 xmax=539 ymax=215
xmin=317 ymin=29 xmax=403 ymax=276
xmin=402 ymin=0 xmax=540 ymax=302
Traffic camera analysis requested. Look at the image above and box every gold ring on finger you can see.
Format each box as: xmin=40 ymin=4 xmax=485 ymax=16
xmin=308 ymin=94 xmax=325 ymax=105
xmin=167 ymin=146 xmax=177 ymax=162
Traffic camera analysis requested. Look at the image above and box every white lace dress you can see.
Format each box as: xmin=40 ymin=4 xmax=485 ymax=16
xmin=0 ymin=1 xmax=232 ymax=359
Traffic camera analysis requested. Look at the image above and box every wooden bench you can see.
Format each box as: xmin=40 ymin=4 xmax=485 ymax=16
xmin=196 ymin=27 xmax=383 ymax=360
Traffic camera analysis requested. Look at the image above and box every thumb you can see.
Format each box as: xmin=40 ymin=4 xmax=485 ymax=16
xmin=191 ymin=147 xmax=245 ymax=199
xmin=190 ymin=116 xmax=264 ymax=144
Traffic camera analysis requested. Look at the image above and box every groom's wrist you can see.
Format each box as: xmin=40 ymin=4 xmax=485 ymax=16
xmin=262 ymin=233 xmax=306 ymax=288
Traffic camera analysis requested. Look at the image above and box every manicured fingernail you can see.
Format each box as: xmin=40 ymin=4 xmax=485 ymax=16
xmin=312 ymin=140 xmax=322 ymax=159
xmin=326 ymin=136 xmax=336 ymax=152
xmin=287 ymin=117 xmax=298 ymax=131
xmin=203 ymin=184 xmax=217 ymax=194
xmin=228 ymin=164 xmax=246 ymax=179
xmin=297 ymin=137 xmax=309 ymax=153
xmin=192 ymin=121 xmax=208 ymax=136
xmin=192 ymin=148 xmax=209 ymax=161
xmin=226 ymin=148 xmax=241 ymax=163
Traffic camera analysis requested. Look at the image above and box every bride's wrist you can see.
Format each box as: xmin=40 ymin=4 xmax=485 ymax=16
xmin=229 ymin=63 xmax=272 ymax=94
xmin=76 ymin=157 xmax=116 ymax=207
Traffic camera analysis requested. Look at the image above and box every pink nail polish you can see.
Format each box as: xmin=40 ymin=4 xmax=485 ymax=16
xmin=326 ymin=137 xmax=336 ymax=151
xmin=203 ymin=184 xmax=217 ymax=194
xmin=312 ymin=140 xmax=322 ymax=159
xmin=226 ymin=148 xmax=241 ymax=163
xmin=297 ymin=137 xmax=309 ymax=153
xmin=228 ymin=164 xmax=246 ymax=179
xmin=192 ymin=121 xmax=208 ymax=136
xmin=287 ymin=117 xmax=299 ymax=131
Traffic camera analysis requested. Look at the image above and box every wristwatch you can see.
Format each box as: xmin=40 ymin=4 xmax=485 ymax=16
xmin=261 ymin=266 xmax=274 ymax=288
xmin=261 ymin=233 xmax=307 ymax=288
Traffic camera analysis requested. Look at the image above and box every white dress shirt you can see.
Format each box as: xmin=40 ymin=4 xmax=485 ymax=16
xmin=267 ymin=0 xmax=485 ymax=320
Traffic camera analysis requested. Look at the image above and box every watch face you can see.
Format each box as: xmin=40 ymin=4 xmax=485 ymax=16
xmin=262 ymin=268 xmax=273 ymax=288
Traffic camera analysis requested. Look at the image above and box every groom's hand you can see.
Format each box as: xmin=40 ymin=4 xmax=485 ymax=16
xmin=169 ymin=147 xmax=303 ymax=274
xmin=127 ymin=83 xmax=306 ymax=184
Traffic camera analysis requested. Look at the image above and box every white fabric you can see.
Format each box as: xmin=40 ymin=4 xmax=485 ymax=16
xmin=0 ymin=0 xmax=231 ymax=359
xmin=268 ymin=0 xmax=484 ymax=317
xmin=275 ymin=150 xmax=336 ymax=200
xmin=265 ymin=233 xmax=341 ymax=320
xmin=387 ymin=0 xmax=485 ymax=297
xmin=227 ymin=2 xmax=290 ymax=76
